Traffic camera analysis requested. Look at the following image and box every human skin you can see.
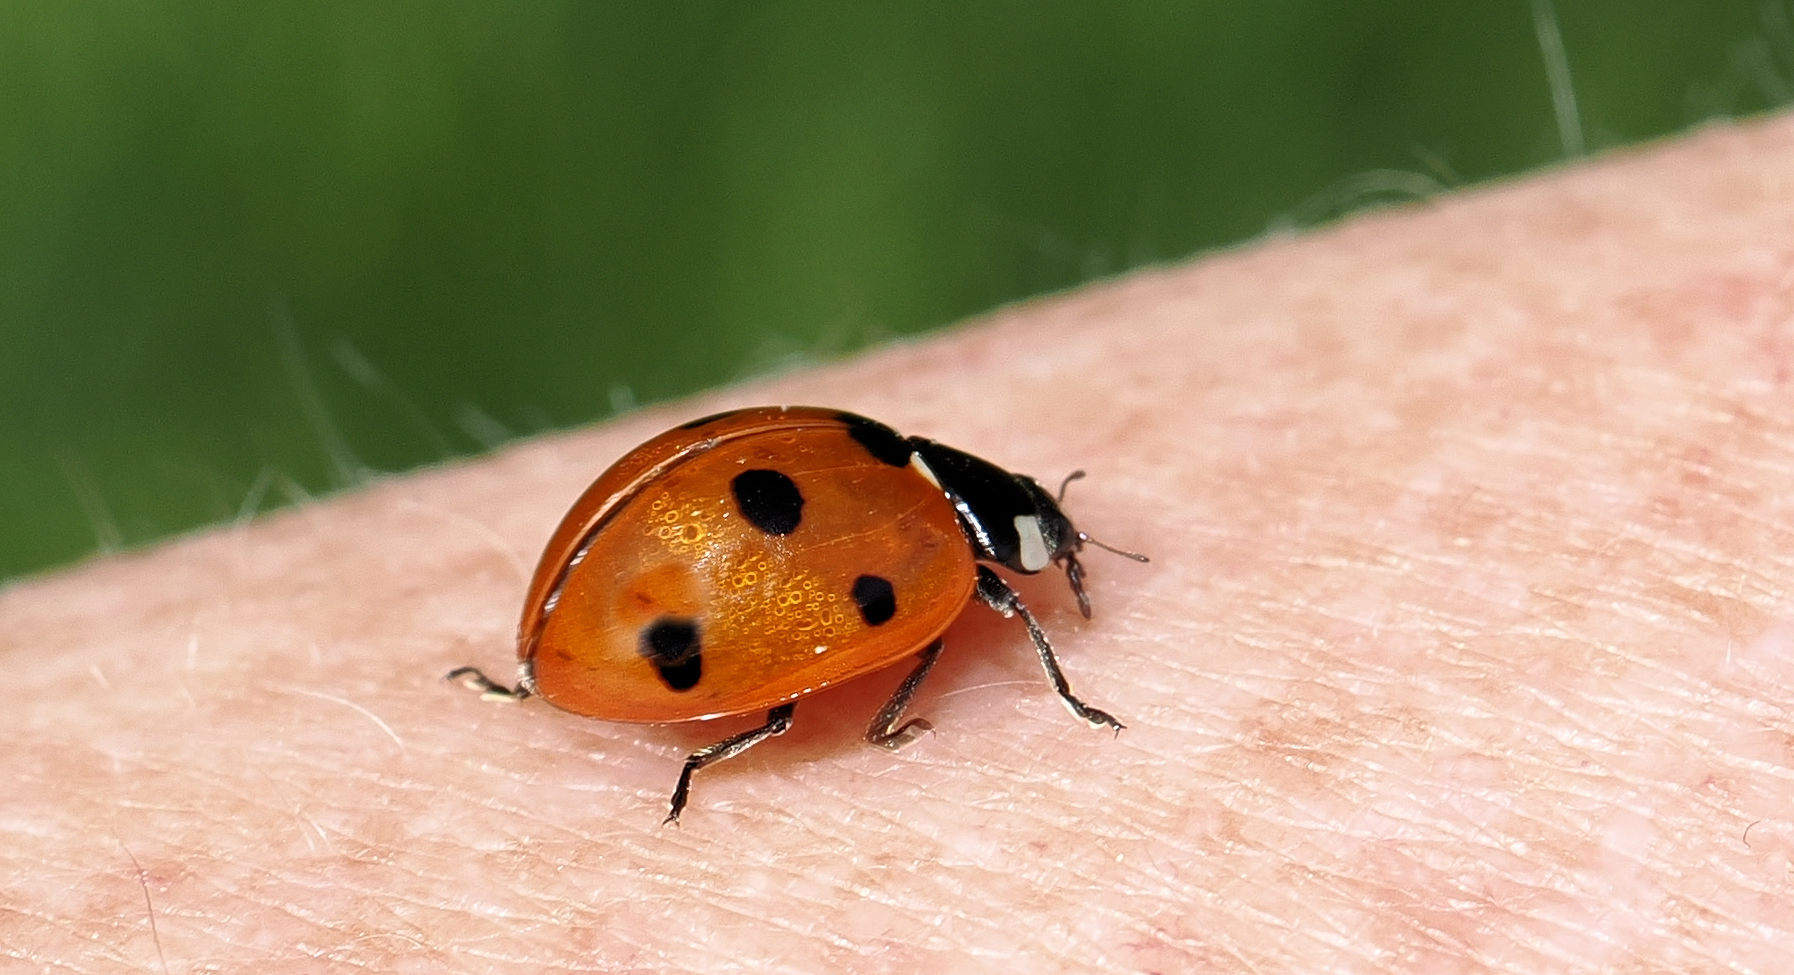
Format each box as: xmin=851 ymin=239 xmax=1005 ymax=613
xmin=9 ymin=114 xmax=1794 ymax=973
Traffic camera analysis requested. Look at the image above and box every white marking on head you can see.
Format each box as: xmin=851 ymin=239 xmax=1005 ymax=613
xmin=909 ymin=451 xmax=942 ymax=489
xmin=1014 ymin=514 xmax=1051 ymax=571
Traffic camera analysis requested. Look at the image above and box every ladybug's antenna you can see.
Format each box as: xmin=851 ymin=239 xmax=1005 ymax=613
xmin=1057 ymin=470 xmax=1149 ymax=563
xmin=1077 ymin=531 xmax=1150 ymax=563
xmin=1056 ymin=470 xmax=1087 ymax=504
xmin=1053 ymin=469 xmax=1148 ymax=619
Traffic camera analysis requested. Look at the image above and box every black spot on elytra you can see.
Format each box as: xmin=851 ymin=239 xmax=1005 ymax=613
xmin=851 ymin=574 xmax=897 ymax=626
xmin=838 ymin=412 xmax=913 ymax=467
xmin=732 ymin=469 xmax=804 ymax=535
xmin=639 ymin=617 xmax=702 ymax=691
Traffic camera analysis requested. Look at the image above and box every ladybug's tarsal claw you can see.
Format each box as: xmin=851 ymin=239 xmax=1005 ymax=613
xmin=663 ymin=788 xmax=689 ymax=826
xmin=871 ymin=719 xmax=934 ymax=751
xmin=446 ymin=666 xmax=531 ymax=702
xmin=1084 ymin=706 xmax=1126 ymax=734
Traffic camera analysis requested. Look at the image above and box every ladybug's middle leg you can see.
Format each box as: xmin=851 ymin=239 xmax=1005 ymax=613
xmin=974 ymin=566 xmax=1124 ymax=733
xmin=865 ymin=639 xmax=945 ymax=750
xmin=665 ymin=703 xmax=795 ymax=824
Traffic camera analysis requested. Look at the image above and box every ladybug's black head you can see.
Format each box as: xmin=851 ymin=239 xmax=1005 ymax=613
xmin=911 ymin=441 xmax=1143 ymax=619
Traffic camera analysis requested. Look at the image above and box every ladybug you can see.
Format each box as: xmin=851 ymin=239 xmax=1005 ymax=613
xmin=450 ymin=406 xmax=1145 ymax=822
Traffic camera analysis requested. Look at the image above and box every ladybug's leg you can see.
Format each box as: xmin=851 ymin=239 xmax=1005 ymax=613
xmin=446 ymin=665 xmax=534 ymax=702
xmin=665 ymin=703 xmax=796 ymax=824
xmin=865 ymin=639 xmax=945 ymax=750
xmin=974 ymin=566 xmax=1124 ymax=733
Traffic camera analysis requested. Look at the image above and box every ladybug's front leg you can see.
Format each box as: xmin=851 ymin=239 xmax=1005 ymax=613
xmin=665 ymin=704 xmax=796 ymax=824
xmin=974 ymin=566 xmax=1124 ymax=733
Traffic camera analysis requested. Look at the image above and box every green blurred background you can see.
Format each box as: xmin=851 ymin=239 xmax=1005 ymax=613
xmin=3 ymin=2 xmax=1787 ymax=582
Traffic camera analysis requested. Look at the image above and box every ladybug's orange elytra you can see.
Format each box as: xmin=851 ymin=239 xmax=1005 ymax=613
xmin=450 ymin=405 xmax=1145 ymax=822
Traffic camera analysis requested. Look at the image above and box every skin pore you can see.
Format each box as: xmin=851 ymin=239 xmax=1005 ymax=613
xmin=8 ymin=114 xmax=1794 ymax=971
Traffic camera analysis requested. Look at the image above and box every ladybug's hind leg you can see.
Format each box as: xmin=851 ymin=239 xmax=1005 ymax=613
xmin=666 ymin=704 xmax=796 ymax=824
xmin=974 ymin=566 xmax=1124 ymax=733
xmin=447 ymin=665 xmax=534 ymax=702
xmin=865 ymin=639 xmax=945 ymax=750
